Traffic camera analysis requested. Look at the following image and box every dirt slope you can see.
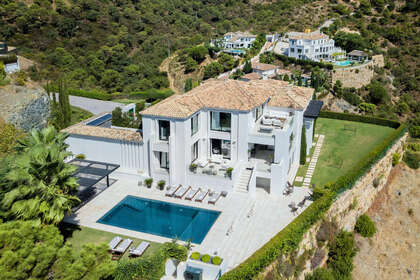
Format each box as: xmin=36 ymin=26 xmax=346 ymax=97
xmin=352 ymin=164 xmax=420 ymax=280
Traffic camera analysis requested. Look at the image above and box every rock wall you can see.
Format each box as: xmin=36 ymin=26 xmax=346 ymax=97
xmin=331 ymin=61 xmax=374 ymax=89
xmin=295 ymin=133 xmax=407 ymax=279
xmin=0 ymin=85 xmax=50 ymax=131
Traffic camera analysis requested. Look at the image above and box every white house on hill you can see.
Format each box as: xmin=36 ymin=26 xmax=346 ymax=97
xmin=64 ymin=80 xmax=321 ymax=197
xmin=222 ymin=31 xmax=256 ymax=49
xmin=287 ymin=30 xmax=345 ymax=62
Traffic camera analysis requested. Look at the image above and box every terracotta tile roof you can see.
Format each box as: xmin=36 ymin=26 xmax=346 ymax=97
xmin=141 ymin=80 xmax=313 ymax=119
xmin=241 ymin=72 xmax=262 ymax=80
xmin=288 ymin=31 xmax=329 ymax=40
xmin=62 ymin=113 xmax=143 ymax=143
xmin=252 ymin=62 xmax=279 ymax=71
xmin=348 ymin=50 xmax=368 ymax=57
xmin=277 ymin=69 xmax=292 ymax=75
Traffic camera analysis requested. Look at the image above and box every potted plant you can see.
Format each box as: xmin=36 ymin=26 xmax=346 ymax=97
xmin=189 ymin=163 xmax=197 ymax=173
xmin=190 ymin=252 xmax=201 ymax=260
xmin=157 ymin=180 xmax=165 ymax=190
xmin=211 ymin=256 xmax=222 ymax=265
xmin=144 ymin=178 xmax=153 ymax=188
xmin=201 ymin=254 xmax=211 ymax=263
xmin=225 ymin=167 xmax=233 ymax=178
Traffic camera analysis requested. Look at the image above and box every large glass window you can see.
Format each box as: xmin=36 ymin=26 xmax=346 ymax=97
xmin=159 ymin=152 xmax=169 ymax=169
xmin=211 ymin=139 xmax=231 ymax=159
xmin=191 ymin=114 xmax=199 ymax=136
xmin=210 ymin=111 xmax=231 ymax=132
xmin=158 ymin=120 xmax=170 ymax=141
xmin=191 ymin=141 xmax=199 ymax=162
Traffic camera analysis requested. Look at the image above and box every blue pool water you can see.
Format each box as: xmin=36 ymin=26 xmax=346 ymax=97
xmin=335 ymin=60 xmax=351 ymax=66
xmin=97 ymin=196 xmax=221 ymax=244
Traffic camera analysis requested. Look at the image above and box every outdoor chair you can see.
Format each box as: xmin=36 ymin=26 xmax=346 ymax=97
xmin=262 ymin=117 xmax=273 ymax=126
xmin=129 ymin=241 xmax=150 ymax=257
xmin=165 ymin=185 xmax=181 ymax=197
xmin=195 ymin=189 xmax=208 ymax=202
xmin=208 ymin=192 xmax=221 ymax=205
xmin=298 ymin=197 xmax=306 ymax=207
xmin=174 ymin=185 xmax=191 ymax=198
xmin=108 ymin=236 xmax=122 ymax=251
xmin=112 ymin=238 xmax=133 ymax=256
xmin=185 ymin=187 xmax=200 ymax=200
xmin=259 ymin=125 xmax=273 ymax=133
xmin=272 ymin=119 xmax=283 ymax=128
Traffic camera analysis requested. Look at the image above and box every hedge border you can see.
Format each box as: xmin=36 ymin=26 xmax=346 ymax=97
xmin=220 ymin=112 xmax=405 ymax=280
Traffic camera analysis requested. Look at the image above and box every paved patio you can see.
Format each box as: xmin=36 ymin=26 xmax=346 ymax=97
xmin=65 ymin=176 xmax=312 ymax=270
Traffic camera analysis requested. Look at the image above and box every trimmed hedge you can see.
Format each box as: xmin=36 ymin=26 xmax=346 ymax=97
xmin=273 ymin=53 xmax=334 ymax=70
xmin=45 ymin=85 xmax=112 ymax=101
xmin=122 ymin=88 xmax=173 ymax=100
xmin=220 ymin=112 xmax=405 ymax=280
xmin=318 ymin=111 xmax=400 ymax=128
xmin=0 ymin=54 xmax=18 ymax=64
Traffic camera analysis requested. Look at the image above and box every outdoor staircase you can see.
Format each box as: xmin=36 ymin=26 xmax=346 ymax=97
xmin=234 ymin=168 xmax=252 ymax=193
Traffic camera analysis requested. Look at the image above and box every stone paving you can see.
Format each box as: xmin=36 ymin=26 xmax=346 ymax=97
xmin=302 ymin=134 xmax=325 ymax=187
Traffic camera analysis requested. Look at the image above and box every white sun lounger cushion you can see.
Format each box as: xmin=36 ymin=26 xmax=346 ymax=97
xmin=113 ymin=239 xmax=132 ymax=254
xmin=109 ymin=236 xmax=122 ymax=250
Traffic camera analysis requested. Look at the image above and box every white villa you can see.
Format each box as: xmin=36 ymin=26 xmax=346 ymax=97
xmin=287 ymin=30 xmax=345 ymax=62
xmin=64 ymin=80 xmax=319 ymax=197
xmin=219 ymin=31 xmax=256 ymax=49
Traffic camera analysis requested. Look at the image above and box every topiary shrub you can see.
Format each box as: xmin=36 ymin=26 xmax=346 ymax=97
xmin=355 ymin=214 xmax=376 ymax=237
xmin=305 ymin=268 xmax=334 ymax=280
xmin=212 ymin=256 xmax=222 ymax=265
xmin=75 ymin=153 xmax=86 ymax=159
xmin=201 ymin=254 xmax=211 ymax=263
xmin=190 ymin=252 xmax=200 ymax=260
xmin=157 ymin=180 xmax=165 ymax=190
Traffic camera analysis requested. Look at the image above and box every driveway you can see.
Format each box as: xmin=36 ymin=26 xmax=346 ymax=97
xmin=53 ymin=94 xmax=125 ymax=114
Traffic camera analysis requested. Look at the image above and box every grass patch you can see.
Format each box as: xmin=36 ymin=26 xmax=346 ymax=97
xmin=111 ymin=98 xmax=144 ymax=104
xmin=70 ymin=106 xmax=93 ymax=125
xmin=60 ymin=223 xmax=162 ymax=260
xmin=310 ymin=118 xmax=395 ymax=187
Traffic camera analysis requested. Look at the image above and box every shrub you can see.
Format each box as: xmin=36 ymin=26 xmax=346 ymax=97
xmin=0 ymin=54 xmax=18 ymax=64
xmin=392 ymin=153 xmax=401 ymax=166
xmin=201 ymin=254 xmax=211 ymax=263
xmin=189 ymin=163 xmax=197 ymax=172
xmin=305 ymin=268 xmax=334 ymax=280
xmin=163 ymin=242 xmax=188 ymax=261
xmin=190 ymin=252 xmax=201 ymax=260
xmin=403 ymin=151 xmax=419 ymax=169
xmin=225 ymin=167 xmax=233 ymax=178
xmin=355 ymin=214 xmax=376 ymax=237
xmin=300 ymin=125 xmax=307 ymax=165
xmin=408 ymin=208 xmax=414 ymax=216
xmin=212 ymin=256 xmax=222 ymax=265
xmin=75 ymin=153 xmax=86 ymax=159
xmin=328 ymin=231 xmax=358 ymax=280
xmin=157 ymin=180 xmax=165 ymax=190
xmin=144 ymin=178 xmax=153 ymax=188
xmin=203 ymin=62 xmax=223 ymax=80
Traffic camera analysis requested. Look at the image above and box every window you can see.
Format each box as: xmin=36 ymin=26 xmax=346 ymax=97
xmin=255 ymin=105 xmax=263 ymax=121
xmin=191 ymin=114 xmax=199 ymax=136
xmin=158 ymin=120 xmax=170 ymax=141
xmin=211 ymin=111 xmax=231 ymax=132
xmin=211 ymin=139 xmax=231 ymax=159
xmin=191 ymin=141 xmax=199 ymax=162
xmin=159 ymin=152 xmax=169 ymax=169
xmin=290 ymin=48 xmax=295 ymax=52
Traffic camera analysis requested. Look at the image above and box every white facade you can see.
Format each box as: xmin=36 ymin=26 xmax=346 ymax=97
xmin=287 ymin=31 xmax=345 ymax=62
xmin=222 ymin=32 xmax=256 ymax=49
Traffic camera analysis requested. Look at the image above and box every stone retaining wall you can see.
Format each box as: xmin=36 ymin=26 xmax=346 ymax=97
xmin=296 ymin=132 xmax=407 ymax=279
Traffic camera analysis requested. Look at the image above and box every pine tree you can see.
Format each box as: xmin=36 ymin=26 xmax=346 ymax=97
xmin=300 ymin=125 xmax=307 ymax=165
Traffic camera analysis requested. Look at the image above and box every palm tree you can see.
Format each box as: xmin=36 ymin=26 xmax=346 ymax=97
xmin=0 ymin=126 xmax=80 ymax=225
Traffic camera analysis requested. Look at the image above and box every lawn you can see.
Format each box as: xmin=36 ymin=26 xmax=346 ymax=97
xmin=60 ymin=223 xmax=163 ymax=259
xmin=296 ymin=118 xmax=395 ymax=188
xmin=70 ymin=106 xmax=93 ymax=125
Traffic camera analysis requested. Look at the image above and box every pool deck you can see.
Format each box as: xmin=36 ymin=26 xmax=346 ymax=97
xmin=65 ymin=176 xmax=312 ymax=270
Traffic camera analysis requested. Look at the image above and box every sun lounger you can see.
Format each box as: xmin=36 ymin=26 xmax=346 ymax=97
xmin=272 ymin=119 xmax=283 ymax=128
xmin=259 ymin=125 xmax=273 ymax=133
xmin=174 ymin=185 xmax=191 ymax=198
xmin=113 ymin=238 xmax=133 ymax=254
xmin=208 ymin=192 xmax=221 ymax=205
xmin=195 ymin=189 xmax=208 ymax=202
xmin=262 ymin=117 xmax=273 ymax=126
xmin=108 ymin=236 xmax=122 ymax=251
xmin=185 ymin=187 xmax=199 ymax=200
xmin=129 ymin=241 xmax=150 ymax=257
xmin=165 ymin=185 xmax=181 ymax=197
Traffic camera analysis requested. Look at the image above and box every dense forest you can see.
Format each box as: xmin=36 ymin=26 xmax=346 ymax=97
xmin=0 ymin=0 xmax=317 ymax=93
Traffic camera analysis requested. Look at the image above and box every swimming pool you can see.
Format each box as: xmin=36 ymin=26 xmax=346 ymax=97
xmin=335 ymin=60 xmax=351 ymax=66
xmin=97 ymin=196 xmax=221 ymax=244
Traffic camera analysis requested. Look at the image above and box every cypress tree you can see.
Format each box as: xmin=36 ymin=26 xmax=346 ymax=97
xmin=243 ymin=60 xmax=252 ymax=74
xmin=300 ymin=125 xmax=307 ymax=165
xmin=185 ymin=78 xmax=193 ymax=92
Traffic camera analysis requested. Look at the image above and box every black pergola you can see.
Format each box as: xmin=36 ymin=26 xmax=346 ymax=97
xmin=69 ymin=159 xmax=120 ymax=204
xmin=304 ymin=100 xmax=324 ymax=118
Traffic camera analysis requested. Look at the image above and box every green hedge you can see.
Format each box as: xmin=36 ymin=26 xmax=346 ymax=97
xmin=120 ymin=88 xmax=173 ymax=100
xmin=220 ymin=112 xmax=405 ymax=280
xmin=45 ymin=85 xmax=112 ymax=101
xmin=273 ymin=53 xmax=334 ymax=70
xmin=0 ymin=54 xmax=18 ymax=64
xmin=318 ymin=111 xmax=400 ymax=128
